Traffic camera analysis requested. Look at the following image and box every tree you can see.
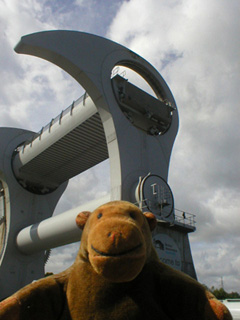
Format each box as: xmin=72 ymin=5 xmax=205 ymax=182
xmin=211 ymin=287 xmax=228 ymax=300
xmin=206 ymin=277 xmax=240 ymax=299
xmin=208 ymin=286 xmax=240 ymax=300
xmin=228 ymin=291 xmax=240 ymax=299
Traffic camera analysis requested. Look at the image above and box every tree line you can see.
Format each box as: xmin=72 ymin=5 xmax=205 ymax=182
xmin=205 ymin=286 xmax=240 ymax=300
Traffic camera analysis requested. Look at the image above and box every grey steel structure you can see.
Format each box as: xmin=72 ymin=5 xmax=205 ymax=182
xmin=0 ymin=31 xmax=196 ymax=299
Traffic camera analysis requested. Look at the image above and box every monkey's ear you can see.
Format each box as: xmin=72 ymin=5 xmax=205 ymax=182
xmin=76 ymin=211 xmax=91 ymax=230
xmin=143 ymin=212 xmax=157 ymax=231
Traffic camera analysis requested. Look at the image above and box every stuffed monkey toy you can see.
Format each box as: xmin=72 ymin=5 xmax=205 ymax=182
xmin=0 ymin=201 xmax=232 ymax=320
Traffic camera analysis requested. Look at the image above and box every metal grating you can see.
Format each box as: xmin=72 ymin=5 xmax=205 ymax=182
xmin=18 ymin=113 xmax=108 ymax=187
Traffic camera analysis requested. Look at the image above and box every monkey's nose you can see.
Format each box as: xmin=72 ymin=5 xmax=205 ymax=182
xmin=108 ymin=231 xmax=122 ymax=244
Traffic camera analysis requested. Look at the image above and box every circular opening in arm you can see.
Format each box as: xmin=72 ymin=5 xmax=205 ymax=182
xmin=111 ymin=65 xmax=174 ymax=136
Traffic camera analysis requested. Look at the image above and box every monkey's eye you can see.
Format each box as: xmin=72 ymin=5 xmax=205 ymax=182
xmin=97 ymin=213 xmax=103 ymax=219
xmin=129 ymin=211 xmax=136 ymax=219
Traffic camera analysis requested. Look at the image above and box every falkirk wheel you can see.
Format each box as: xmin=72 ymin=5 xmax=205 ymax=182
xmin=0 ymin=31 xmax=196 ymax=299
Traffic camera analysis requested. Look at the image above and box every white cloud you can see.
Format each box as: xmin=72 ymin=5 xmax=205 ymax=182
xmin=53 ymin=160 xmax=110 ymax=215
xmin=192 ymin=239 xmax=240 ymax=292
xmin=0 ymin=1 xmax=80 ymax=130
xmin=107 ymin=0 xmax=240 ymax=292
xmin=45 ymin=242 xmax=80 ymax=274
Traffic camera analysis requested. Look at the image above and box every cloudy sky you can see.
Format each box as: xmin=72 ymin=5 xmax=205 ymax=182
xmin=0 ymin=0 xmax=239 ymax=292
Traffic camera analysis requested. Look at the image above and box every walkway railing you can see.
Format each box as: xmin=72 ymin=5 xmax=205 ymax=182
xmin=135 ymin=200 xmax=196 ymax=229
xmin=16 ymin=92 xmax=89 ymax=153
xmin=174 ymin=209 xmax=196 ymax=229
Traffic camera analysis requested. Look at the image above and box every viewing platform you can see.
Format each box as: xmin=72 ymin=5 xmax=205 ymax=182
xmin=156 ymin=209 xmax=196 ymax=233
xmin=173 ymin=209 xmax=196 ymax=233
xmin=136 ymin=199 xmax=196 ymax=233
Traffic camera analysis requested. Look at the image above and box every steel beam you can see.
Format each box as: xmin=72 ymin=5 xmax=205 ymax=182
xmin=16 ymin=195 xmax=110 ymax=254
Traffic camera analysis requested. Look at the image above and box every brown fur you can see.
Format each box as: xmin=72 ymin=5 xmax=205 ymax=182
xmin=0 ymin=201 xmax=232 ymax=320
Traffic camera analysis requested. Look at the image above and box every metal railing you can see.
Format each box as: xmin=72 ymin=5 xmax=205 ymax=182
xmin=15 ymin=93 xmax=89 ymax=154
xmin=135 ymin=199 xmax=196 ymax=229
xmin=174 ymin=209 xmax=196 ymax=229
